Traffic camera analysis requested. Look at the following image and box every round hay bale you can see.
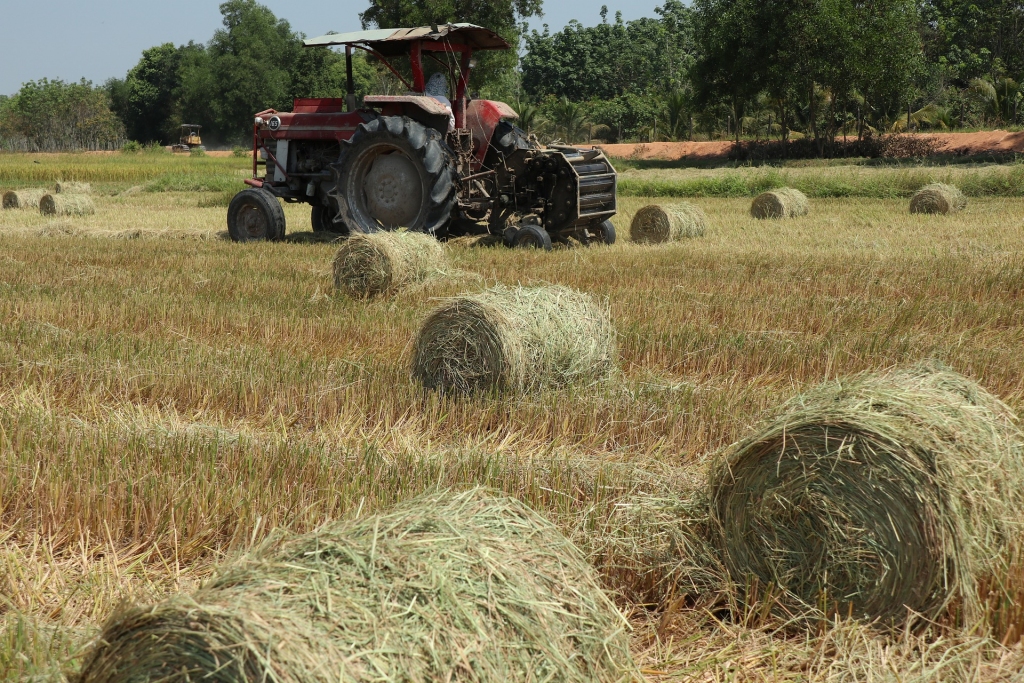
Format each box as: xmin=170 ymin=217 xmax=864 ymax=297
xmin=333 ymin=230 xmax=444 ymax=297
xmin=2 ymin=188 xmax=48 ymax=210
xmin=630 ymin=203 xmax=707 ymax=243
xmin=750 ymin=187 xmax=809 ymax=219
xmin=910 ymin=183 xmax=967 ymax=214
xmin=76 ymin=488 xmax=637 ymax=683
xmin=709 ymin=363 xmax=1024 ymax=627
xmin=412 ymin=285 xmax=617 ymax=394
xmin=54 ymin=181 xmax=91 ymax=194
xmin=39 ymin=194 xmax=95 ymax=217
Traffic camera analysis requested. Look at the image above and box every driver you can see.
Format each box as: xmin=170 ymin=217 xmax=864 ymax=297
xmin=424 ymin=72 xmax=456 ymax=132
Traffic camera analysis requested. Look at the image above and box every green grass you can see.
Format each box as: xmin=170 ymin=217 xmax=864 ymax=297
xmin=618 ymin=162 xmax=1024 ymax=198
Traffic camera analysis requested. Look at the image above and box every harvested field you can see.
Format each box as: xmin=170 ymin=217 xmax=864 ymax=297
xmin=2 ymin=152 xmax=1024 ymax=681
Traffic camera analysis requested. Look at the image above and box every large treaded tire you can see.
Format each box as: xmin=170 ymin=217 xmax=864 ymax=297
xmin=227 ymin=188 xmax=286 ymax=242
xmin=328 ymin=116 xmax=456 ymax=237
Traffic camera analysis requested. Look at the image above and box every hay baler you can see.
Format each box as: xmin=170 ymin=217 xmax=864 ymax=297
xmin=227 ymin=23 xmax=617 ymax=249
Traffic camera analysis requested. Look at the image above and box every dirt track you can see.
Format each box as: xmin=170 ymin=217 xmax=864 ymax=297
xmin=596 ymin=130 xmax=1024 ymax=160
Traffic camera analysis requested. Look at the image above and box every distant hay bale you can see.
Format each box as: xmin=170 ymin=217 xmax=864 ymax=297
xmin=332 ymin=230 xmax=444 ymax=297
xmin=710 ymin=362 xmax=1024 ymax=627
xmin=76 ymin=488 xmax=637 ymax=683
xmin=54 ymin=181 xmax=91 ymax=194
xmin=630 ymin=203 xmax=707 ymax=243
xmin=39 ymin=194 xmax=94 ymax=217
xmin=2 ymin=188 xmax=48 ymax=210
xmin=750 ymin=187 xmax=809 ymax=219
xmin=910 ymin=183 xmax=967 ymax=214
xmin=413 ymin=285 xmax=616 ymax=394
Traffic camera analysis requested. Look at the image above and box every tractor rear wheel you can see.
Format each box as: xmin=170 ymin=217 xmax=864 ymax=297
xmin=329 ymin=116 xmax=455 ymax=237
xmin=227 ymin=188 xmax=285 ymax=242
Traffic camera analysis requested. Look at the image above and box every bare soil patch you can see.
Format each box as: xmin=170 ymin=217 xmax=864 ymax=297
xmin=598 ymin=130 xmax=1024 ymax=161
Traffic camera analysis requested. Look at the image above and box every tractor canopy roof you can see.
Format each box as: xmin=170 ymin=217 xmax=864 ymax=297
xmin=303 ymin=23 xmax=510 ymax=55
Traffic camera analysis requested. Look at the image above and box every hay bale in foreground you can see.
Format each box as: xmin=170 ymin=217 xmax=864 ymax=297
xmin=910 ymin=183 xmax=967 ymax=214
xmin=76 ymin=488 xmax=636 ymax=683
xmin=413 ymin=285 xmax=616 ymax=394
xmin=333 ymin=230 xmax=444 ymax=297
xmin=2 ymin=188 xmax=48 ymax=210
xmin=54 ymin=181 xmax=91 ymax=194
xmin=709 ymin=363 xmax=1024 ymax=627
xmin=630 ymin=203 xmax=707 ymax=243
xmin=39 ymin=194 xmax=94 ymax=217
xmin=750 ymin=187 xmax=809 ymax=219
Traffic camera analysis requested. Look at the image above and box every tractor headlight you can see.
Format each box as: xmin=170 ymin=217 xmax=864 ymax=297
xmin=255 ymin=116 xmax=265 ymax=126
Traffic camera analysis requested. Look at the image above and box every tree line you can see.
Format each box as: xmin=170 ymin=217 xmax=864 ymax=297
xmin=1 ymin=0 xmax=1022 ymax=152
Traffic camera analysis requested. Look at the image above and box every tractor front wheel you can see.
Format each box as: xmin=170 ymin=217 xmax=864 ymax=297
xmin=311 ymin=204 xmax=347 ymax=236
xmin=227 ymin=188 xmax=286 ymax=242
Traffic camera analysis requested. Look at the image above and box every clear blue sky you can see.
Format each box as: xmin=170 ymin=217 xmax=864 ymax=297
xmin=0 ymin=1 xmax=658 ymax=95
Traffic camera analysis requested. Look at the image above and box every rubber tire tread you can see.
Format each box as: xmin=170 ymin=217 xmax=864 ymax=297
xmin=329 ymin=116 xmax=456 ymax=236
xmin=595 ymin=219 xmax=616 ymax=245
xmin=227 ymin=188 xmax=286 ymax=242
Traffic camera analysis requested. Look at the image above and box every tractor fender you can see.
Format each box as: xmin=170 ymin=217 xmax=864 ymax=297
xmin=363 ymin=95 xmax=452 ymax=135
xmin=467 ymin=100 xmax=519 ymax=162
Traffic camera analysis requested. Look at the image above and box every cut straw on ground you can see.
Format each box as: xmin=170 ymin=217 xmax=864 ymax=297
xmin=75 ymin=487 xmax=638 ymax=683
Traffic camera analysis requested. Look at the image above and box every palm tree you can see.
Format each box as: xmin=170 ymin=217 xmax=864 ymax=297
xmin=662 ymin=90 xmax=689 ymax=140
xmin=549 ymin=97 xmax=587 ymax=143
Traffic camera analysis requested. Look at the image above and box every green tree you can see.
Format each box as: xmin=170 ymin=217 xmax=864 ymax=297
xmin=108 ymin=42 xmax=205 ymax=144
xmin=0 ymin=79 xmax=124 ymax=151
xmin=358 ymin=0 xmax=543 ymax=97
xmin=522 ymin=3 xmax=694 ymax=101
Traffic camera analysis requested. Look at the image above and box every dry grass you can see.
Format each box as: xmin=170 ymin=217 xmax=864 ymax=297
xmin=2 ymin=180 xmax=1024 ymax=680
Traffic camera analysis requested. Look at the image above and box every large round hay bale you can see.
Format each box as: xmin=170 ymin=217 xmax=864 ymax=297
xmin=910 ymin=183 xmax=967 ymax=214
xmin=709 ymin=363 xmax=1024 ymax=627
xmin=54 ymin=180 xmax=91 ymax=194
xmin=750 ymin=187 xmax=809 ymax=219
xmin=333 ymin=230 xmax=444 ymax=297
xmin=76 ymin=488 xmax=636 ymax=683
xmin=629 ymin=203 xmax=707 ymax=243
xmin=413 ymin=285 xmax=617 ymax=394
xmin=2 ymin=188 xmax=48 ymax=210
xmin=39 ymin=194 xmax=95 ymax=216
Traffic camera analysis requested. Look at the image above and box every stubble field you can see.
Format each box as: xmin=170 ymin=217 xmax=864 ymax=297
xmin=2 ymin=153 xmax=1024 ymax=681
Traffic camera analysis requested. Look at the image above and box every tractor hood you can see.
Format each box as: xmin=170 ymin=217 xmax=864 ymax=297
xmin=304 ymin=23 xmax=510 ymax=55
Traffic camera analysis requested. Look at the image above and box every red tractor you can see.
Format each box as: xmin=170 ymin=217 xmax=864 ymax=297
xmin=227 ymin=23 xmax=617 ymax=249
